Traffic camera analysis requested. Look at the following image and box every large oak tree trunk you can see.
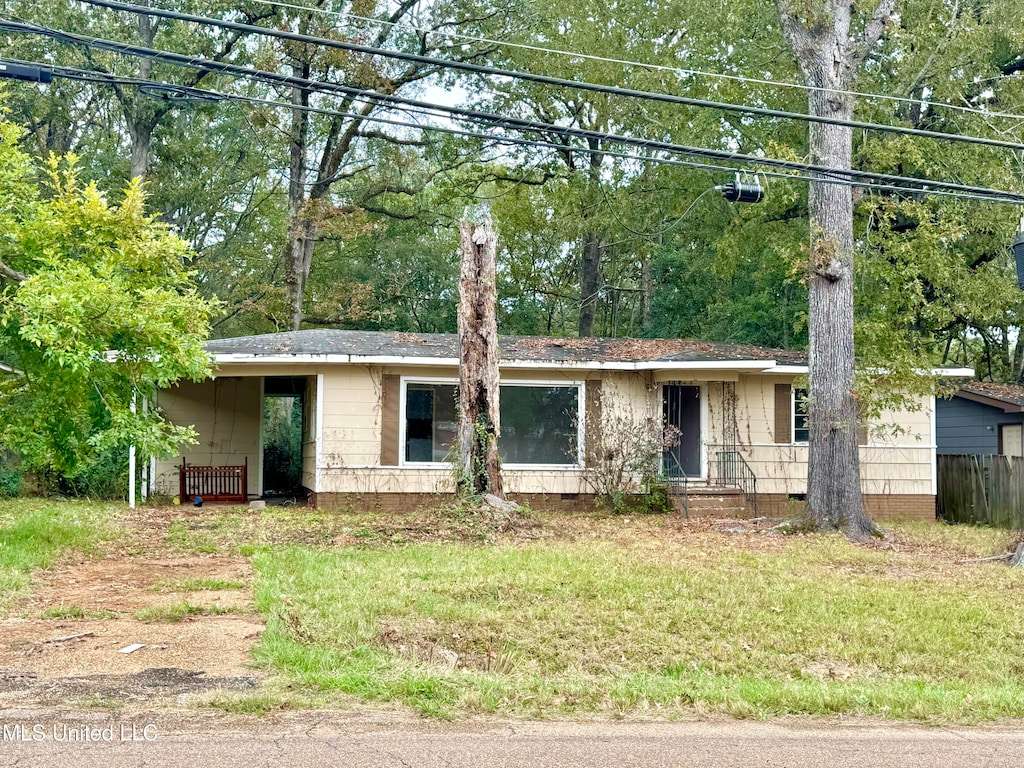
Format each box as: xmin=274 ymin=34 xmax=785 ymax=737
xmin=776 ymin=0 xmax=896 ymax=540
xmin=805 ymin=87 xmax=873 ymax=539
xmin=457 ymin=218 xmax=504 ymax=497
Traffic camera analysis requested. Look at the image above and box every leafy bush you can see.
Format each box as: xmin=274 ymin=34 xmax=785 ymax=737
xmin=0 ymin=466 xmax=22 ymax=497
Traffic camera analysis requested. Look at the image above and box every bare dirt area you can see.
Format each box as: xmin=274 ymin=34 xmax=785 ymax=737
xmin=0 ymin=507 xmax=265 ymax=710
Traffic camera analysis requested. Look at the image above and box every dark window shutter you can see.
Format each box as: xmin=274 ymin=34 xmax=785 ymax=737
xmin=585 ymin=380 xmax=603 ymax=467
xmin=774 ymin=383 xmax=792 ymax=444
xmin=381 ymin=374 xmax=400 ymax=466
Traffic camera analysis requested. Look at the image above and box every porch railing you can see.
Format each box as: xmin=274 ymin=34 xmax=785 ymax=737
xmin=661 ymin=451 xmax=689 ymax=518
xmin=712 ymin=449 xmax=758 ymax=514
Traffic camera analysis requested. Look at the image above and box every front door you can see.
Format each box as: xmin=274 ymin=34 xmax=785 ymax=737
xmin=663 ymin=385 xmax=701 ymax=477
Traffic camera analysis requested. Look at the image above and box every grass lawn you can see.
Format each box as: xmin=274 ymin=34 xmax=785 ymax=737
xmin=0 ymin=499 xmax=116 ymax=611
xmin=4 ymin=497 xmax=1024 ymax=723
xmin=246 ymin=513 xmax=1024 ymax=722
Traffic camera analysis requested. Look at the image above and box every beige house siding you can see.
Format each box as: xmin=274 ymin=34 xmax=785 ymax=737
xmin=315 ymin=366 xmax=648 ymax=495
xmin=151 ymin=362 xmax=936 ymax=504
xmin=153 ymin=377 xmax=262 ymax=497
xmin=733 ymin=378 xmax=934 ymax=496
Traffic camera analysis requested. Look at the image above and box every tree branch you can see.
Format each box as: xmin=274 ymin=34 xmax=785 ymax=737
xmin=0 ymin=259 xmax=27 ymax=283
xmin=853 ymin=0 xmax=897 ymax=67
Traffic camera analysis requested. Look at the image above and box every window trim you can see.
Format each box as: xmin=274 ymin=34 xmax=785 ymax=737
xmin=397 ymin=376 xmax=585 ymax=470
xmin=792 ymin=386 xmax=809 ymax=444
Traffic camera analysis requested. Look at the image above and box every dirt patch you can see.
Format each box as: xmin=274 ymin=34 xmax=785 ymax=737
xmin=30 ymin=555 xmax=253 ymax=614
xmin=0 ymin=610 xmax=264 ymax=708
xmin=0 ymin=667 xmax=260 ymax=707
xmin=2 ymin=532 xmax=264 ymax=709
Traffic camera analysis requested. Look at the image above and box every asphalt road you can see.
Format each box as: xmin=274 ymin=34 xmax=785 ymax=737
xmin=2 ymin=712 xmax=1024 ymax=767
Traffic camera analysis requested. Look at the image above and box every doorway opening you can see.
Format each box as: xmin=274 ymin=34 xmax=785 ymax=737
xmin=662 ymin=384 xmax=702 ymax=478
xmin=262 ymin=377 xmax=306 ymax=497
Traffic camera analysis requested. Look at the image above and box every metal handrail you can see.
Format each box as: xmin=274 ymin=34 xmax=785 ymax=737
xmin=713 ymin=449 xmax=758 ymax=514
xmin=661 ymin=451 xmax=689 ymax=518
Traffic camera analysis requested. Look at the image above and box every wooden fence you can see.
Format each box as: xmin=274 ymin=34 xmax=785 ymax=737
xmin=937 ymin=454 xmax=1024 ymax=529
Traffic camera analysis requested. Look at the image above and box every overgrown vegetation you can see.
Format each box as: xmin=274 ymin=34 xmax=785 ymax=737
xmin=4 ymin=498 xmax=1024 ymax=724
xmin=0 ymin=499 xmax=116 ymax=611
xmin=250 ymin=519 xmax=1024 ymax=722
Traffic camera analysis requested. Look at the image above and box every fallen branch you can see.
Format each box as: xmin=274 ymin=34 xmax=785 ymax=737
xmin=45 ymin=631 xmax=94 ymax=643
xmin=957 ymin=553 xmax=1013 ymax=564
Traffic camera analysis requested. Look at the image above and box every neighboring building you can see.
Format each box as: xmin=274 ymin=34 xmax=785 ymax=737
xmin=936 ymin=381 xmax=1024 ymax=457
xmin=149 ymin=329 xmax=949 ymax=521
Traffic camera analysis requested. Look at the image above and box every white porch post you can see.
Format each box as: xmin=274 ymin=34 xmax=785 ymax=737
xmin=128 ymin=396 xmax=137 ymax=509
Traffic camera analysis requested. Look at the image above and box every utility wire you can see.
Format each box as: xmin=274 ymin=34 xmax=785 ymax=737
xmin=75 ymin=0 xmax=1024 ymax=153
xmin=250 ymin=0 xmax=1024 ymax=124
xmin=4 ymin=21 xmax=1023 ymax=205
xmin=8 ymin=57 xmax=1024 ymax=206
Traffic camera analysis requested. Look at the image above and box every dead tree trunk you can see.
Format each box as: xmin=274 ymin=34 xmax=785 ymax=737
xmin=776 ymin=0 xmax=896 ymax=540
xmin=457 ymin=218 xmax=504 ymax=497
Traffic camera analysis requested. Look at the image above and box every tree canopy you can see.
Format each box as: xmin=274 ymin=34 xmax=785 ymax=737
xmin=1 ymin=0 xmax=1024 ymax=508
xmin=0 ymin=115 xmax=214 ymax=476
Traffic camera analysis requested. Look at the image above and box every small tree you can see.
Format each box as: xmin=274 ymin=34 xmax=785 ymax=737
xmin=0 ymin=116 xmax=214 ymax=479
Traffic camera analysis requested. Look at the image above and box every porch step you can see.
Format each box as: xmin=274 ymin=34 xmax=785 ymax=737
xmin=672 ymin=488 xmax=752 ymax=518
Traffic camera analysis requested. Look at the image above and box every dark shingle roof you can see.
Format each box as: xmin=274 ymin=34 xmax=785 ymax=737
xmin=206 ymin=329 xmax=807 ymax=366
xmin=958 ymin=381 xmax=1024 ymax=410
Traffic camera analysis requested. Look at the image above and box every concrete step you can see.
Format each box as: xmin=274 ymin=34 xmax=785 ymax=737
xmin=672 ymin=490 xmax=752 ymax=518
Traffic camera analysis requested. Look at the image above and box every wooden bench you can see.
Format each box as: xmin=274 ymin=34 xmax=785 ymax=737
xmin=179 ymin=457 xmax=248 ymax=503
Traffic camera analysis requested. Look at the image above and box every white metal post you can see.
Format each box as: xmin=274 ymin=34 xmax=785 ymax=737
xmin=128 ymin=396 xmax=136 ymax=508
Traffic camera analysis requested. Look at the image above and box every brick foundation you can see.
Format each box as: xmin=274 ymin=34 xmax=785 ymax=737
xmin=863 ymin=494 xmax=936 ymax=522
xmin=306 ymin=490 xmax=936 ymax=521
xmin=310 ymin=491 xmax=602 ymax=513
xmin=754 ymin=493 xmax=935 ymax=522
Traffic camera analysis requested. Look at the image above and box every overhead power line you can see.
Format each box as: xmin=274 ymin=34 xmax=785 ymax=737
xmin=76 ymin=0 xmax=1024 ymax=154
xmin=249 ymin=0 xmax=1024 ymax=124
xmin=7 ymin=57 xmax=1023 ymax=207
xmin=4 ymin=20 xmax=1023 ymax=205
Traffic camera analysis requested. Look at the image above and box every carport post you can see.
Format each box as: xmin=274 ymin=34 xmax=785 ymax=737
xmin=128 ymin=396 xmax=136 ymax=509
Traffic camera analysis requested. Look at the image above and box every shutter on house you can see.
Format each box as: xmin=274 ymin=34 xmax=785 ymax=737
xmin=585 ymin=379 xmax=603 ymax=467
xmin=380 ymin=374 xmax=400 ymax=466
xmin=774 ymin=383 xmax=792 ymax=443
xmin=857 ymin=404 xmax=869 ymax=446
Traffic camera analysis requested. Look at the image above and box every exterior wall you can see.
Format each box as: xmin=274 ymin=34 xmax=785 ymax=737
xmin=734 ymin=376 xmax=934 ymax=498
xmin=935 ymin=396 xmax=1024 ymax=455
xmin=314 ymin=366 xmax=654 ymax=496
xmin=152 ymin=361 xmax=938 ymax=512
xmin=153 ymin=377 xmax=262 ymax=498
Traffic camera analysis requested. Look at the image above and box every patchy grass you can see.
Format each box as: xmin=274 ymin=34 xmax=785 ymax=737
xmin=251 ymin=517 xmax=1024 ymax=722
xmin=162 ymin=502 xmax=543 ymax=556
xmin=40 ymin=605 xmax=118 ymax=620
xmin=150 ymin=577 xmax=247 ymax=593
xmin=134 ymin=600 xmax=242 ymax=623
xmin=164 ymin=508 xmax=348 ymax=555
xmin=0 ymin=499 xmax=117 ymax=612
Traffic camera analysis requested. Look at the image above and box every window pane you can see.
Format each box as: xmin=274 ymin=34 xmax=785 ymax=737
xmin=405 ymin=384 xmax=457 ymax=462
xmin=499 ymin=385 xmax=579 ymax=465
xmin=793 ymin=388 xmax=809 ymax=443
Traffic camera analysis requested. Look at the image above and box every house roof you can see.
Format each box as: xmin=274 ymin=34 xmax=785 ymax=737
xmin=956 ymin=381 xmax=1024 ymax=412
xmin=206 ymin=329 xmax=808 ymax=371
